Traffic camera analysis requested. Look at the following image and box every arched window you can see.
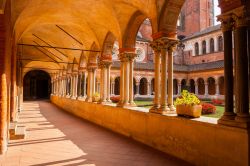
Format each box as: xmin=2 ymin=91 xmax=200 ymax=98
xmin=210 ymin=38 xmax=214 ymax=53
xmin=202 ymin=40 xmax=206 ymax=54
xmin=218 ymin=36 xmax=223 ymax=51
xmin=195 ymin=42 xmax=199 ymax=55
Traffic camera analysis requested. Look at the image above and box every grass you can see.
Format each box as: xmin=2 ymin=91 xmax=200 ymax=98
xmin=134 ymin=100 xmax=225 ymax=119
xmin=202 ymin=106 xmax=224 ymax=118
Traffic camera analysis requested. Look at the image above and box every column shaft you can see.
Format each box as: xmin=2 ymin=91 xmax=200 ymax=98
xmin=129 ymin=60 xmax=135 ymax=105
xmin=167 ymin=48 xmax=175 ymax=111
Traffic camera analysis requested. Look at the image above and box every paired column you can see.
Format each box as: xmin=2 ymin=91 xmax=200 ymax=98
xmin=150 ymin=38 xmax=178 ymax=114
xmin=215 ymin=77 xmax=220 ymax=96
xmin=150 ymin=43 xmax=161 ymax=111
xmin=99 ymin=61 xmax=112 ymax=103
xmin=218 ymin=12 xmax=250 ymax=128
xmin=177 ymin=80 xmax=182 ymax=95
xmin=117 ymin=50 xmax=136 ymax=107
xmin=204 ymin=80 xmax=208 ymax=96
xmin=86 ymin=66 xmax=97 ymax=102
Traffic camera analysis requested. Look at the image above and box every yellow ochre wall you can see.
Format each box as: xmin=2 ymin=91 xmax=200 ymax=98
xmin=51 ymin=96 xmax=249 ymax=166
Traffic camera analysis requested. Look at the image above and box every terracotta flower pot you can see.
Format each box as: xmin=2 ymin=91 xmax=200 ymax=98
xmin=176 ymin=104 xmax=202 ymax=118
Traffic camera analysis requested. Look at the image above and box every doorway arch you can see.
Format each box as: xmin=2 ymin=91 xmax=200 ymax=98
xmin=23 ymin=70 xmax=51 ymax=100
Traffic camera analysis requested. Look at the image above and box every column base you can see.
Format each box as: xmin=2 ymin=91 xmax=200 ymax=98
xmin=168 ymin=105 xmax=176 ymax=112
xmin=85 ymin=97 xmax=93 ymax=102
xmin=218 ymin=118 xmax=250 ymax=129
xmin=117 ymin=102 xmax=131 ymax=108
xmin=129 ymin=101 xmax=137 ymax=107
xmin=71 ymin=96 xmax=77 ymax=100
xmin=149 ymin=105 xmax=159 ymax=113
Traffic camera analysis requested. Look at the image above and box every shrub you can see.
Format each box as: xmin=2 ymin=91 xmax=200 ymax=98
xmin=212 ymin=99 xmax=223 ymax=105
xmin=174 ymin=90 xmax=200 ymax=106
xmin=110 ymin=96 xmax=120 ymax=103
xmin=202 ymin=103 xmax=216 ymax=114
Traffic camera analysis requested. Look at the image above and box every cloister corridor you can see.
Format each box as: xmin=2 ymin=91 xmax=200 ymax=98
xmin=0 ymin=101 xmax=190 ymax=166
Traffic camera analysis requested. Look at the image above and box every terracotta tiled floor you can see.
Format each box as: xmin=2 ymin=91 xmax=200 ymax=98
xmin=0 ymin=101 xmax=192 ymax=166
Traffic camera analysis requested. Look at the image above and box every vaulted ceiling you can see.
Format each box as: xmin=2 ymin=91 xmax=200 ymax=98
xmin=11 ymin=0 xmax=185 ymax=75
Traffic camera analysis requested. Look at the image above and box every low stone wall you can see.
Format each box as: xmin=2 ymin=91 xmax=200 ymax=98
xmin=51 ymin=96 xmax=249 ymax=166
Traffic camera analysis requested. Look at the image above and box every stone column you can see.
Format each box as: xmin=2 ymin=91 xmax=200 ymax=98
xmin=123 ymin=60 xmax=130 ymax=106
xmin=204 ymin=81 xmax=208 ymax=96
xmin=167 ymin=43 xmax=177 ymax=112
xmin=83 ymin=72 xmax=87 ymax=97
xmin=195 ymin=81 xmax=199 ymax=95
xmin=129 ymin=57 xmax=136 ymax=106
xmin=233 ymin=15 xmax=250 ymax=124
xmin=86 ymin=68 xmax=93 ymax=102
xmin=93 ymin=68 xmax=97 ymax=95
xmin=159 ymin=42 xmax=169 ymax=113
xmin=215 ymin=78 xmax=220 ymax=96
xmin=177 ymin=80 xmax=182 ymax=95
xmin=218 ymin=16 xmax=236 ymax=124
xmin=117 ymin=60 xmax=124 ymax=106
xmin=147 ymin=82 xmax=151 ymax=96
xmin=135 ymin=82 xmax=140 ymax=95
xmin=150 ymin=42 xmax=161 ymax=112
xmin=99 ymin=64 xmax=105 ymax=102
xmin=106 ymin=63 xmax=112 ymax=102
xmin=74 ymin=74 xmax=78 ymax=99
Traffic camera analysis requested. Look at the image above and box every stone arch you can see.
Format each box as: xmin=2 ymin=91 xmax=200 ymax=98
xmin=197 ymin=78 xmax=205 ymax=95
xmin=158 ymin=1 xmax=185 ymax=35
xmin=139 ymin=77 xmax=147 ymax=95
xmin=79 ymin=52 xmax=88 ymax=70
xmin=208 ymin=77 xmax=216 ymax=95
xmin=23 ymin=70 xmax=51 ymax=100
xmin=101 ymin=31 xmax=117 ymax=62
xmin=219 ymin=76 xmax=225 ymax=95
xmin=114 ymin=77 xmax=120 ymax=95
xmin=189 ymin=79 xmax=195 ymax=93
xmin=122 ymin=10 xmax=150 ymax=48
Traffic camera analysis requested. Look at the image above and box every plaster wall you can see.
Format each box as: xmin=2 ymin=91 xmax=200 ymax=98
xmin=51 ymin=96 xmax=249 ymax=166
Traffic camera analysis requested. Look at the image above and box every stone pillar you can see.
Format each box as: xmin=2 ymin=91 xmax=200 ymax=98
xmin=93 ymin=68 xmax=96 ymax=95
xmin=83 ymin=72 xmax=87 ymax=97
xmin=147 ymin=82 xmax=151 ymax=96
xmin=195 ymin=81 xmax=199 ymax=95
xmin=86 ymin=68 xmax=93 ymax=102
xmin=215 ymin=78 xmax=220 ymax=96
xmin=123 ymin=61 xmax=129 ymax=106
xmin=159 ymin=42 xmax=169 ymax=113
xmin=150 ymin=42 xmax=161 ymax=112
xmin=204 ymin=80 xmax=208 ymax=96
xmin=177 ymin=81 xmax=182 ymax=95
xmin=129 ymin=57 xmax=136 ymax=106
xmin=117 ymin=49 xmax=136 ymax=107
xmin=106 ymin=63 xmax=111 ymax=102
xmin=135 ymin=82 xmax=140 ymax=95
xmin=233 ymin=15 xmax=250 ymax=125
xmin=167 ymin=44 xmax=177 ymax=112
xmin=218 ymin=16 xmax=236 ymax=124
xmin=117 ymin=60 xmax=124 ymax=106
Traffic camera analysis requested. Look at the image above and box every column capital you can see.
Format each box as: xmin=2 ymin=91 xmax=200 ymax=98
xmin=118 ymin=52 xmax=137 ymax=62
xmin=155 ymin=37 xmax=179 ymax=51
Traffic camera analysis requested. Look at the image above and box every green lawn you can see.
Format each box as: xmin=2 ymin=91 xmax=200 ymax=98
xmin=134 ymin=100 xmax=225 ymax=119
xmin=202 ymin=106 xmax=224 ymax=118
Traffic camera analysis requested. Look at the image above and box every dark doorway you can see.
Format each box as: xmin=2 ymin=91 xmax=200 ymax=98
xmin=23 ymin=70 xmax=51 ymax=100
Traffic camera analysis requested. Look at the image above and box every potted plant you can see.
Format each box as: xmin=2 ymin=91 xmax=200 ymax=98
xmin=92 ymin=92 xmax=100 ymax=102
xmin=174 ymin=90 xmax=202 ymax=118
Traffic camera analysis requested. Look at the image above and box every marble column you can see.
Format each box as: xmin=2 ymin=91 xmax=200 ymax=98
xmin=204 ymin=81 xmax=208 ymax=96
xmin=195 ymin=82 xmax=199 ymax=95
xmin=177 ymin=81 xmax=182 ymax=95
xmin=106 ymin=63 xmax=111 ymax=102
xmin=123 ymin=61 xmax=130 ymax=106
xmin=147 ymin=82 xmax=151 ymax=96
xmin=233 ymin=15 xmax=250 ymax=124
xmin=159 ymin=43 xmax=169 ymax=113
xmin=129 ymin=58 xmax=136 ymax=106
xmin=215 ymin=78 xmax=220 ymax=96
xmin=150 ymin=43 xmax=161 ymax=112
xmin=117 ymin=60 xmax=124 ymax=106
xmin=86 ymin=68 xmax=93 ymax=102
xmin=135 ymin=82 xmax=140 ymax=95
xmin=218 ymin=16 xmax=236 ymax=123
xmin=167 ymin=44 xmax=176 ymax=112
